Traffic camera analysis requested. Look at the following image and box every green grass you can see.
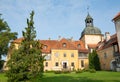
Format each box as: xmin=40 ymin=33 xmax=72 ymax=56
xmin=0 ymin=73 xmax=7 ymax=82
xmin=0 ymin=71 xmax=120 ymax=82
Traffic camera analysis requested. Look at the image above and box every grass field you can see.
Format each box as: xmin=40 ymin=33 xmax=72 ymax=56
xmin=0 ymin=71 xmax=120 ymax=82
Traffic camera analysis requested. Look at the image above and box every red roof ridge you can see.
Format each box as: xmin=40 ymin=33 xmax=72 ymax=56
xmin=112 ymin=12 xmax=120 ymax=21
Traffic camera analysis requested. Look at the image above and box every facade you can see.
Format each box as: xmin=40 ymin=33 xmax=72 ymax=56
xmin=112 ymin=12 xmax=120 ymax=71
xmin=3 ymin=38 xmax=88 ymax=71
xmin=97 ymin=33 xmax=119 ymax=70
xmin=113 ymin=12 xmax=120 ymax=52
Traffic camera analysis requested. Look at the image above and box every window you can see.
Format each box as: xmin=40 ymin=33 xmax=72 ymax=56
xmin=71 ymin=53 xmax=74 ymax=57
xmin=63 ymin=53 xmax=67 ymax=57
xmin=104 ymin=53 xmax=107 ymax=59
xmin=55 ymin=62 xmax=59 ymax=66
xmin=78 ymin=53 xmax=87 ymax=58
xmin=77 ymin=44 xmax=81 ymax=48
xmin=55 ymin=52 xmax=59 ymax=57
xmin=81 ymin=60 xmax=84 ymax=67
xmin=45 ymin=62 xmax=48 ymax=67
xmin=71 ymin=62 xmax=74 ymax=67
xmin=44 ymin=45 xmax=48 ymax=50
xmin=63 ymin=43 xmax=67 ymax=47
xmin=45 ymin=54 xmax=51 ymax=60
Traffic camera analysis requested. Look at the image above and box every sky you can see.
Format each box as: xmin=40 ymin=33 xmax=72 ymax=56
xmin=0 ymin=0 xmax=120 ymax=40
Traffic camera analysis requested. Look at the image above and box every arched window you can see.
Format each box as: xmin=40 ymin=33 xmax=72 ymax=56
xmin=44 ymin=45 xmax=48 ymax=50
xmin=63 ymin=43 xmax=67 ymax=47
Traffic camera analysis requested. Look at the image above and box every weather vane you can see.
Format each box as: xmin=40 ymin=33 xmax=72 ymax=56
xmin=87 ymin=5 xmax=90 ymax=14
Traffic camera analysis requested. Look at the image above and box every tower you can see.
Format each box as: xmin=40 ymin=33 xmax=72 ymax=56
xmin=80 ymin=13 xmax=103 ymax=51
xmin=85 ymin=13 xmax=94 ymax=27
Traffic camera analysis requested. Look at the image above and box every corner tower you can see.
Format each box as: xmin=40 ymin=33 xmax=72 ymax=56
xmin=80 ymin=13 xmax=103 ymax=51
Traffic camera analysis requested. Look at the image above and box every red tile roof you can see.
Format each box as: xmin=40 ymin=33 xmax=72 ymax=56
xmin=112 ymin=12 xmax=120 ymax=21
xmin=12 ymin=38 xmax=88 ymax=53
xmin=97 ymin=34 xmax=118 ymax=51
xmin=12 ymin=37 xmax=24 ymax=43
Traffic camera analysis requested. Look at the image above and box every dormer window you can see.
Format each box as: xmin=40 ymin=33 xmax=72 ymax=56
xmin=77 ymin=44 xmax=81 ymax=48
xmin=44 ymin=45 xmax=48 ymax=50
xmin=63 ymin=43 xmax=67 ymax=47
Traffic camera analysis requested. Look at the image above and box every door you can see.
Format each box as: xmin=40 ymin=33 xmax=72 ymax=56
xmin=63 ymin=62 xmax=67 ymax=69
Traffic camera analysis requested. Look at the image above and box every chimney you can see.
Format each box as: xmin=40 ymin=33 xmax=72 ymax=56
xmin=48 ymin=37 xmax=51 ymax=40
xmin=105 ymin=32 xmax=110 ymax=41
xmin=71 ymin=37 xmax=73 ymax=41
xmin=101 ymin=34 xmax=104 ymax=42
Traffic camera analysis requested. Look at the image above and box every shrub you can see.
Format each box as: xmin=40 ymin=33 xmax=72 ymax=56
xmin=89 ymin=69 xmax=96 ymax=73
xmin=62 ymin=69 xmax=71 ymax=74
xmin=75 ymin=69 xmax=83 ymax=73
xmin=62 ymin=70 xmax=71 ymax=74
xmin=54 ymin=71 xmax=62 ymax=74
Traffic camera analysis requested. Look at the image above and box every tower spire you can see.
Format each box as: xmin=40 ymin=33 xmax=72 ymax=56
xmin=87 ymin=5 xmax=89 ymax=14
xmin=85 ymin=6 xmax=94 ymax=27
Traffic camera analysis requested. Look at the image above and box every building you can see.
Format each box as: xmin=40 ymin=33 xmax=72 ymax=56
xmin=3 ymin=13 xmax=103 ymax=71
xmin=96 ymin=12 xmax=120 ymax=71
xmin=113 ymin=12 xmax=120 ymax=52
xmin=3 ymin=37 xmax=88 ymax=71
xmin=4 ymin=12 xmax=120 ymax=71
xmin=97 ymin=33 xmax=119 ymax=70
xmin=112 ymin=12 xmax=120 ymax=71
xmin=80 ymin=13 xmax=103 ymax=52
xmin=41 ymin=38 xmax=88 ymax=71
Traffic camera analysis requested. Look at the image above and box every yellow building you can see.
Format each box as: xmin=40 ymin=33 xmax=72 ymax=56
xmin=3 ymin=37 xmax=88 ymax=71
xmin=41 ymin=38 xmax=88 ymax=71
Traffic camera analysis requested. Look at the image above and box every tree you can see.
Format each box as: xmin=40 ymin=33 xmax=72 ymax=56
xmin=6 ymin=11 xmax=44 ymax=82
xmin=0 ymin=14 xmax=17 ymax=69
xmin=89 ymin=50 xmax=101 ymax=70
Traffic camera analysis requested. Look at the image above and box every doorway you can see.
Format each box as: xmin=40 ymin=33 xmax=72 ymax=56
xmin=63 ymin=62 xmax=67 ymax=69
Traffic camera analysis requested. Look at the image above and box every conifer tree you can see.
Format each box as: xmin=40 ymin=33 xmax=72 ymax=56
xmin=0 ymin=14 xmax=17 ymax=69
xmin=6 ymin=11 xmax=44 ymax=82
xmin=89 ymin=50 xmax=101 ymax=70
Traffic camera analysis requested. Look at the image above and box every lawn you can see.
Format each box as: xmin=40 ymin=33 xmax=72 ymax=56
xmin=0 ymin=71 xmax=120 ymax=82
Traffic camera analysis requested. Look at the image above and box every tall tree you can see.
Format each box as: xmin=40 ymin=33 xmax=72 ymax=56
xmin=0 ymin=14 xmax=17 ymax=69
xmin=89 ymin=50 xmax=101 ymax=70
xmin=6 ymin=11 xmax=44 ymax=82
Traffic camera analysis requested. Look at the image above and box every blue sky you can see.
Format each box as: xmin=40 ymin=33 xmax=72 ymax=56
xmin=0 ymin=0 xmax=120 ymax=40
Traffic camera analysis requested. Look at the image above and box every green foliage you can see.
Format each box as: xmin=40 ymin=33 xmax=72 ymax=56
xmin=6 ymin=11 xmax=44 ymax=82
xmin=89 ymin=50 xmax=101 ymax=70
xmin=0 ymin=60 xmax=5 ymax=69
xmin=54 ymin=71 xmax=62 ymax=74
xmin=0 ymin=15 xmax=17 ymax=69
xmin=75 ymin=69 xmax=83 ymax=73
xmin=89 ymin=69 xmax=96 ymax=73
xmin=54 ymin=69 xmax=71 ymax=74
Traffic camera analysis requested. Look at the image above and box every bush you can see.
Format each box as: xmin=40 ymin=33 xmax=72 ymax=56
xmin=82 ymin=68 xmax=89 ymax=72
xmin=62 ymin=69 xmax=71 ymax=74
xmin=89 ymin=69 xmax=96 ymax=73
xmin=54 ymin=71 xmax=62 ymax=74
xmin=75 ymin=69 xmax=83 ymax=73
xmin=62 ymin=70 xmax=71 ymax=74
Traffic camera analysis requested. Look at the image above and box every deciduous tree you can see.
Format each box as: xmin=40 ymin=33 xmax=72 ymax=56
xmin=0 ymin=14 xmax=17 ymax=69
